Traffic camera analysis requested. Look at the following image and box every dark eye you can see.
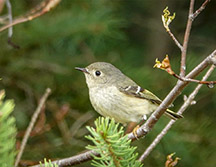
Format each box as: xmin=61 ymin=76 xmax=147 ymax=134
xmin=95 ymin=70 xmax=101 ymax=76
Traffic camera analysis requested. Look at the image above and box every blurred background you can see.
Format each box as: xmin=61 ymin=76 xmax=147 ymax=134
xmin=0 ymin=0 xmax=216 ymax=166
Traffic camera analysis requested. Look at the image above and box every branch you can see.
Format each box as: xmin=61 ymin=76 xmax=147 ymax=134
xmin=173 ymin=73 xmax=216 ymax=87
xmin=32 ymin=150 xmax=98 ymax=167
xmin=162 ymin=7 xmax=183 ymax=51
xmin=180 ymin=0 xmax=195 ymax=77
xmin=154 ymin=54 xmax=216 ymax=87
xmin=191 ymin=0 xmax=210 ymax=20
xmin=15 ymin=88 xmax=51 ymax=167
xmin=5 ymin=0 xmax=12 ymax=37
xmin=0 ymin=0 xmax=61 ymax=33
xmin=127 ymin=49 xmax=216 ymax=140
xmin=31 ymin=50 xmax=216 ymax=167
xmin=167 ymin=30 xmax=183 ymax=51
xmin=5 ymin=0 xmax=20 ymax=48
xmin=138 ymin=64 xmax=215 ymax=162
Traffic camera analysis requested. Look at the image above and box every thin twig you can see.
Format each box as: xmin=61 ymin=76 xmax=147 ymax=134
xmin=31 ymin=50 xmax=216 ymax=167
xmin=15 ymin=88 xmax=51 ymax=167
xmin=138 ymin=64 xmax=215 ymax=162
xmin=173 ymin=73 xmax=216 ymax=86
xmin=0 ymin=0 xmax=61 ymax=33
xmin=180 ymin=0 xmax=195 ymax=77
xmin=167 ymin=30 xmax=183 ymax=51
xmin=32 ymin=150 xmax=99 ymax=167
xmin=5 ymin=0 xmax=19 ymax=48
xmin=191 ymin=0 xmax=210 ymax=20
xmin=128 ymin=49 xmax=216 ymax=140
xmin=0 ymin=0 xmax=5 ymax=13
xmin=5 ymin=0 xmax=12 ymax=37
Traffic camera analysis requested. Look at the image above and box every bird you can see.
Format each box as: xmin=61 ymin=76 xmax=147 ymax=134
xmin=75 ymin=62 xmax=182 ymax=125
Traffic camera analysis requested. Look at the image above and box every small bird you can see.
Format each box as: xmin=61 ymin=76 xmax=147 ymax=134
xmin=75 ymin=62 xmax=182 ymax=125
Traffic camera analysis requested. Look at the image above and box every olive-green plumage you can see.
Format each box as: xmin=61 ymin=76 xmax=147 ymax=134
xmin=75 ymin=62 xmax=182 ymax=124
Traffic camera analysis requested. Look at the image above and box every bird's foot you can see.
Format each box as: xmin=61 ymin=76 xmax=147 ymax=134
xmin=132 ymin=125 xmax=140 ymax=140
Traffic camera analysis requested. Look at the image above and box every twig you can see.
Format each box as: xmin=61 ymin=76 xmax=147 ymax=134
xmin=180 ymin=0 xmax=195 ymax=77
xmin=191 ymin=0 xmax=210 ymax=20
xmin=167 ymin=30 xmax=183 ymax=51
xmin=5 ymin=0 xmax=19 ymax=48
xmin=0 ymin=0 xmax=61 ymax=33
xmin=154 ymin=54 xmax=216 ymax=86
xmin=31 ymin=150 xmax=99 ymax=167
xmin=15 ymin=88 xmax=51 ymax=167
xmin=0 ymin=0 xmax=5 ymax=14
xmin=138 ymin=64 xmax=215 ymax=162
xmin=5 ymin=0 xmax=12 ymax=37
xmin=162 ymin=7 xmax=182 ymax=51
xmin=128 ymin=49 xmax=216 ymax=140
xmin=34 ymin=2 xmax=214 ymax=166
xmin=173 ymin=73 xmax=216 ymax=87
xmin=31 ymin=50 xmax=216 ymax=167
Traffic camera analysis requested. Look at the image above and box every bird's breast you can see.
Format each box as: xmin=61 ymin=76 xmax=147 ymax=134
xmin=89 ymin=86 xmax=157 ymax=123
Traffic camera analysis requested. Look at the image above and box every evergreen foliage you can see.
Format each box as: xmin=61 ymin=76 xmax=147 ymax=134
xmin=40 ymin=158 xmax=59 ymax=167
xmin=86 ymin=117 xmax=142 ymax=167
xmin=0 ymin=90 xmax=17 ymax=167
xmin=0 ymin=1 xmax=215 ymax=166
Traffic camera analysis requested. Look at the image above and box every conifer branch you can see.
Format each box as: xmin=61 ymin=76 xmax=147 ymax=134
xmin=31 ymin=1 xmax=214 ymax=166
xmin=32 ymin=50 xmax=216 ymax=167
xmin=85 ymin=117 xmax=142 ymax=167
xmin=0 ymin=90 xmax=17 ymax=167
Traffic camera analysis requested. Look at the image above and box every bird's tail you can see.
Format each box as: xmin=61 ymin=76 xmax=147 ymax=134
xmin=165 ymin=109 xmax=183 ymax=120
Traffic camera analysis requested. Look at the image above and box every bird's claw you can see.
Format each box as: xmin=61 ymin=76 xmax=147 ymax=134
xmin=132 ymin=125 xmax=140 ymax=140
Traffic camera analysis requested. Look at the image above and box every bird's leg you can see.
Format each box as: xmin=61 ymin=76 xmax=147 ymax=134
xmin=132 ymin=114 xmax=148 ymax=139
xmin=125 ymin=122 xmax=137 ymax=134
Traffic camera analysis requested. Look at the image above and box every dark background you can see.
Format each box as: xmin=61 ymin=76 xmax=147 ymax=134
xmin=0 ymin=0 xmax=216 ymax=166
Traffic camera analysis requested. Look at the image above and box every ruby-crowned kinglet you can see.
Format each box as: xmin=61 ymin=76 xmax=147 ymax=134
xmin=75 ymin=62 xmax=182 ymax=124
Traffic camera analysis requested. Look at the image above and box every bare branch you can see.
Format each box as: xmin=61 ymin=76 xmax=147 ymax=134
xmin=31 ymin=50 xmax=216 ymax=167
xmin=15 ymin=88 xmax=51 ymax=167
xmin=5 ymin=0 xmax=12 ymax=37
xmin=180 ymin=0 xmax=195 ymax=77
xmin=161 ymin=7 xmax=183 ymax=51
xmin=0 ymin=0 xmax=61 ymax=33
xmin=31 ymin=150 xmax=99 ymax=167
xmin=128 ymin=49 xmax=216 ymax=140
xmin=167 ymin=30 xmax=183 ymax=51
xmin=173 ymin=73 xmax=216 ymax=87
xmin=0 ymin=0 xmax=5 ymax=13
xmin=191 ymin=0 xmax=210 ymax=20
xmin=154 ymin=54 xmax=216 ymax=86
xmin=138 ymin=64 xmax=215 ymax=162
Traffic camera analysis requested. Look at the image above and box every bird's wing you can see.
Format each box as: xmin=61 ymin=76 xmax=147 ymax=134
xmin=118 ymin=85 xmax=162 ymax=105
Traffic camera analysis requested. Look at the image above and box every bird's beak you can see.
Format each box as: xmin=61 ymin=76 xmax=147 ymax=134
xmin=75 ymin=67 xmax=89 ymax=74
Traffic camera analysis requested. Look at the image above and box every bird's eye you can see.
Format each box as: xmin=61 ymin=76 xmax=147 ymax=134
xmin=95 ymin=70 xmax=101 ymax=76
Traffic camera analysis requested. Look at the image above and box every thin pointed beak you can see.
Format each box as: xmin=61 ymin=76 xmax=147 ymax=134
xmin=75 ymin=67 xmax=89 ymax=74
